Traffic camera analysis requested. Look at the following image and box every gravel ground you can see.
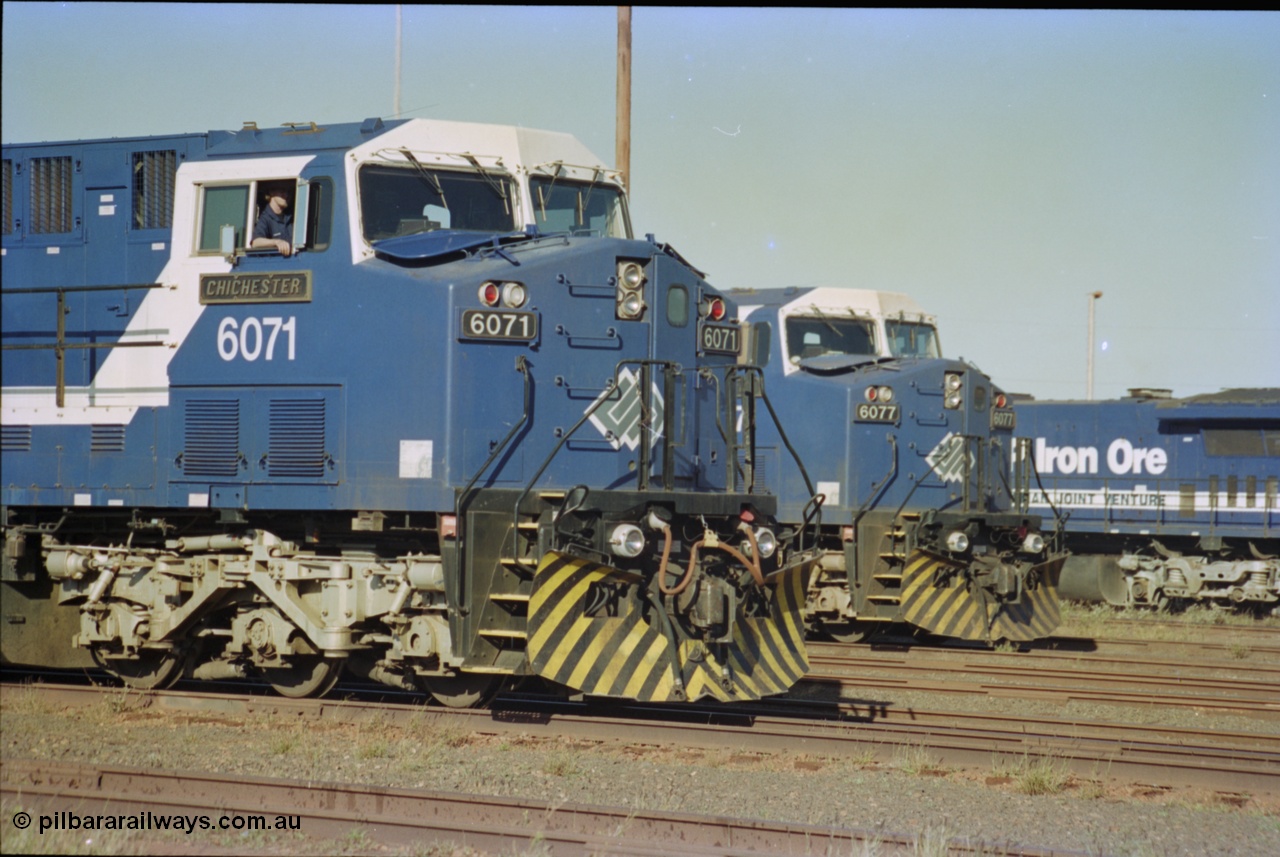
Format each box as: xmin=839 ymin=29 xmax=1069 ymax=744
xmin=2 ymin=679 xmax=1278 ymax=857
xmin=4 ymin=608 xmax=1278 ymax=856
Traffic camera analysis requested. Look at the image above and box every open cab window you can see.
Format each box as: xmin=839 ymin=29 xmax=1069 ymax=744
xmin=195 ymin=177 xmax=332 ymax=256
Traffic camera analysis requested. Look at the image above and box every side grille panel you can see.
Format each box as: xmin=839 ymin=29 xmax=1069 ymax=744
xmin=269 ymin=398 xmax=327 ymax=478
xmin=183 ymin=399 xmax=241 ymax=477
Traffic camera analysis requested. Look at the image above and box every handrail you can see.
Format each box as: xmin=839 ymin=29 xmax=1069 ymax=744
xmin=1 ymin=282 xmax=168 ymax=407
xmin=748 ymin=366 xmax=822 ymax=551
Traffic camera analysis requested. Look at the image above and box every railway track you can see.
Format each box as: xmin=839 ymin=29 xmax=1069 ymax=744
xmin=1085 ymin=618 xmax=1280 ymax=640
xmin=806 ymin=641 xmax=1280 ymax=718
xmin=1043 ymin=636 xmax=1280 ymax=660
xmin=6 ymin=680 xmax=1278 ymax=797
xmin=10 ymin=756 xmax=1063 ymax=857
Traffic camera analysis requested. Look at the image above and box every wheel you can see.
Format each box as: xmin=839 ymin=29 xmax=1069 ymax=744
xmin=262 ymin=656 xmax=343 ymax=698
xmin=425 ymin=673 xmax=501 ymax=708
xmin=92 ymin=646 xmax=185 ymax=690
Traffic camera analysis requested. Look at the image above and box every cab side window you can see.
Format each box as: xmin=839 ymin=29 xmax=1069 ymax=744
xmin=197 ymin=184 xmax=249 ymax=253
xmin=196 ymin=178 xmax=332 ymax=255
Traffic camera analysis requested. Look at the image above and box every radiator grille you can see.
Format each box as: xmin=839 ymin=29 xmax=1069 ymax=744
xmin=1 ymin=425 xmax=32 ymax=452
xmin=183 ymin=400 xmax=240 ymax=477
xmin=268 ymin=398 xmax=327 ymax=478
xmin=132 ymin=150 xmax=177 ymax=230
xmin=2 ymin=159 xmax=12 ymax=235
xmin=30 ymin=156 xmax=73 ymax=234
xmin=91 ymin=425 xmax=127 ymax=453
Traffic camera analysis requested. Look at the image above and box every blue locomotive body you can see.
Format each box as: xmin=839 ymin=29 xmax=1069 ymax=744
xmin=1 ymin=118 xmax=813 ymax=703
xmin=1016 ymin=389 xmax=1279 ymax=611
xmin=734 ymin=288 xmax=1062 ymax=643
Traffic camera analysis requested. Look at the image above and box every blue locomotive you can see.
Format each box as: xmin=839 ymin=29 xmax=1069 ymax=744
xmin=0 ymin=117 xmax=816 ymax=705
xmin=732 ymin=287 xmax=1063 ymax=643
xmin=1016 ymin=389 xmax=1279 ymax=613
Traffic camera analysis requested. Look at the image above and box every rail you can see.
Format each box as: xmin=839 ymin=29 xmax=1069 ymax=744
xmin=1 ymin=282 xmax=168 ymax=407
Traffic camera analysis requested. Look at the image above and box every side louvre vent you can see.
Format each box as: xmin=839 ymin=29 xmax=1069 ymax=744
xmin=269 ymin=398 xmax=327 ymax=478
xmin=30 ymin=156 xmax=73 ymax=234
xmin=183 ymin=400 xmax=240 ymax=477
xmin=2 ymin=159 xmax=12 ymax=235
xmin=132 ymin=150 xmax=177 ymax=230
xmin=91 ymin=425 xmax=127 ymax=453
xmin=2 ymin=425 xmax=32 ymax=452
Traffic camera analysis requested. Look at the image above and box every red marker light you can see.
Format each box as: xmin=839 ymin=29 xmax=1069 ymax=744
xmin=994 ymin=393 xmax=1008 ymax=409
xmin=708 ymin=298 xmax=726 ymax=321
xmin=479 ymin=282 xmax=501 ymax=306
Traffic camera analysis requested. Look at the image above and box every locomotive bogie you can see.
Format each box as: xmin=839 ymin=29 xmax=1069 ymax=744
xmin=1121 ymin=554 xmax=1278 ymax=606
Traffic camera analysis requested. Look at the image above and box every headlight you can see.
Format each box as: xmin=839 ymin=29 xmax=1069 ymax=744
xmin=1021 ymin=533 xmax=1046 ymax=554
xmin=609 ymin=524 xmax=646 ymax=558
xmin=616 ymin=262 xmax=647 ymax=321
xmin=945 ymin=531 xmax=970 ymax=553
xmin=618 ymin=292 xmax=645 ymax=320
xmin=501 ymin=282 xmax=527 ymax=308
xmin=618 ymin=261 xmax=645 ymax=290
xmin=944 ymin=372 xmax=963 ymax=409
xmin=745 ymin=527 xmax=778 ymax=559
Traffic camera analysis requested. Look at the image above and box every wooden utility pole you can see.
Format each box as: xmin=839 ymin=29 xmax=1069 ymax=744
xmin=616 ymin=7 xmax=632 ymax=192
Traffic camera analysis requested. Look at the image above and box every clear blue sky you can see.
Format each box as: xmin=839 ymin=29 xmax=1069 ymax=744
xmin=4 ymin=5 xmax=1277 ymax=400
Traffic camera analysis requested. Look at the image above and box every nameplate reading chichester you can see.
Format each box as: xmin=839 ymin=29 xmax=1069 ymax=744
xmin=199 ymin=272 xmax=313 ymax=305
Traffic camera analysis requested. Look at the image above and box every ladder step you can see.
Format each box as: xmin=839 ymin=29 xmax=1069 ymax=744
xmin=489 ymin=593 xmax=531 ymax=603
xmin=866 ymin=595 xmax=901 ymax=604
xmin=873 ymin=574 xmax=903 ymax=584
xmin=479 ymin=629 xmax=528 ymax=639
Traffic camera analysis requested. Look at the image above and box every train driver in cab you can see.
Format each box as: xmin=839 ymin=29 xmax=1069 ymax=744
xmin=250 ymin=186 xmax=294 ymax=256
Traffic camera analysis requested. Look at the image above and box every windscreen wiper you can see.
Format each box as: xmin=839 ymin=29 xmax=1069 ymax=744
xmin=400 ymin=149 xmax=448 ymax=212
xmin=460 ymin=153 xmax=511 ymax=215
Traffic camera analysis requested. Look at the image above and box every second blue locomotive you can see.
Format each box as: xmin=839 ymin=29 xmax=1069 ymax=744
xmin=733 ymin=287 xmax=1063 ymax=643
